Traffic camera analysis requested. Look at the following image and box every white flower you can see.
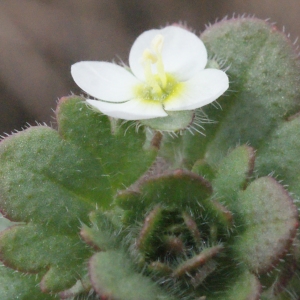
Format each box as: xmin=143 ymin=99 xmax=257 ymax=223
xmin=71 ymin=26 xmax=229 ymax=121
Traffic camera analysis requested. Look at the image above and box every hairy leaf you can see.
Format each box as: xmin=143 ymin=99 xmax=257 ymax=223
xmin=0 ymin=96 xmax=156 ymax=293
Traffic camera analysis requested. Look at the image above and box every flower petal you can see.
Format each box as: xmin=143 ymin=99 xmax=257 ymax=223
xmin=71 ymin=61 xmax=139 ymax=102
xmin=164 ymin=69 xmax=229 ymax=111
xmin=129 ymin=26 xmax=207 ymax=82
xmin=86 ymin=99 xmax=168 ymax=120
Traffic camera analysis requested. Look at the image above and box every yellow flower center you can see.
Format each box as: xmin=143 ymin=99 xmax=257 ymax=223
xmin=134 ymin=34 xmax=182 ymax=103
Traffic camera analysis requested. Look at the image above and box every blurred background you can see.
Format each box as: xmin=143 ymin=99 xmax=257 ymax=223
xmin=1 ymin=0 xmax=300 ymax=134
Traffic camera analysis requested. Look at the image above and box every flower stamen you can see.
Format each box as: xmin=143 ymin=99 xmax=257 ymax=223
xmin=141 ymin=34 xmax=168 ymax=95
xmin=151 ymin=35 xmax=167 ymax=88
xmin=142 ymin=49 xmax=162 ymax=95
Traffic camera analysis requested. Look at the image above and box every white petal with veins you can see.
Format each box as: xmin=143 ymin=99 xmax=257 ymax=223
xmin=71 ymin=61 xmax=139 ymax=102
xmin=164 ymin=69 xmax=229 ymax=111
xmin=86 ymin=99 xmax=167 ymax=120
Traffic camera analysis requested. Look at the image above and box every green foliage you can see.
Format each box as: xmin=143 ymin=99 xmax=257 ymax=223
xmin=0 ymin=265 xmax=55 ymax=300
xmin=201 ymin=18 xmax=300 ymax=166
xmin=57 ymin=97 xmax=157 ymax=194
xmin=113 ymin=145 xmax=297 ymax=299
xmin=221 ymin=270 xmax=261 ymax=300
xmin=0 ymin=126 xmax=93 ymax=292
xmin=0 ymin=96 xmax=157 ymax=296
xmin=212 ymin=145 xmax=255 ymax=204
xmin=256 ymin=114 xmax=300 ymax=201
xmin=158 ymin=18 xmax=300 ymax=169
xmin=233 ymin=177 xmax=298 ymax=273
xmin=89 ymin=250 xmax=176 ymax=300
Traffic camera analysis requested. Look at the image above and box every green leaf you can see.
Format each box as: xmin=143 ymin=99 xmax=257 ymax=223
xmin=116 ymin=169 xmax=212 ymax=224
xmin=0 ymin=127 xmax=93 ymax=292
xmin=212 ymin=145 xmax=255 ymax=205
xmin=202 ymin=267 xmax=261 ymax=300
xmin=232 ymin=177 xmax=298 ymax=273
xmin=80 ymin=210 xmax=120 ymax=251
xmin=0 ymin=127 xmax=99 ymax=228
xmin=222 ymin=270 xmax=261 ymax=300
xmin=198 ymin=18 xmax=300 ymax=166
xmin=192 ymin=158 xmax=216 ymax=182
xmin=256 ymin=115 xmax=300 ymax=206
xmin=89 ymin=250 xmax=177 ymax=300
xmin=0 ymin=264 xmax=55 ymax=300
xmin=57 ymin=96 xmax=157 ymax=193
xmin=140 ymin=169 xmax=212 ymax=210
xmin=0 ymin=96 xmax=156 ymax=293
xmin=0 ymin=224 xmax=90 ymax=293
xmin=260 ymin=240 xmax=299 ymax=299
